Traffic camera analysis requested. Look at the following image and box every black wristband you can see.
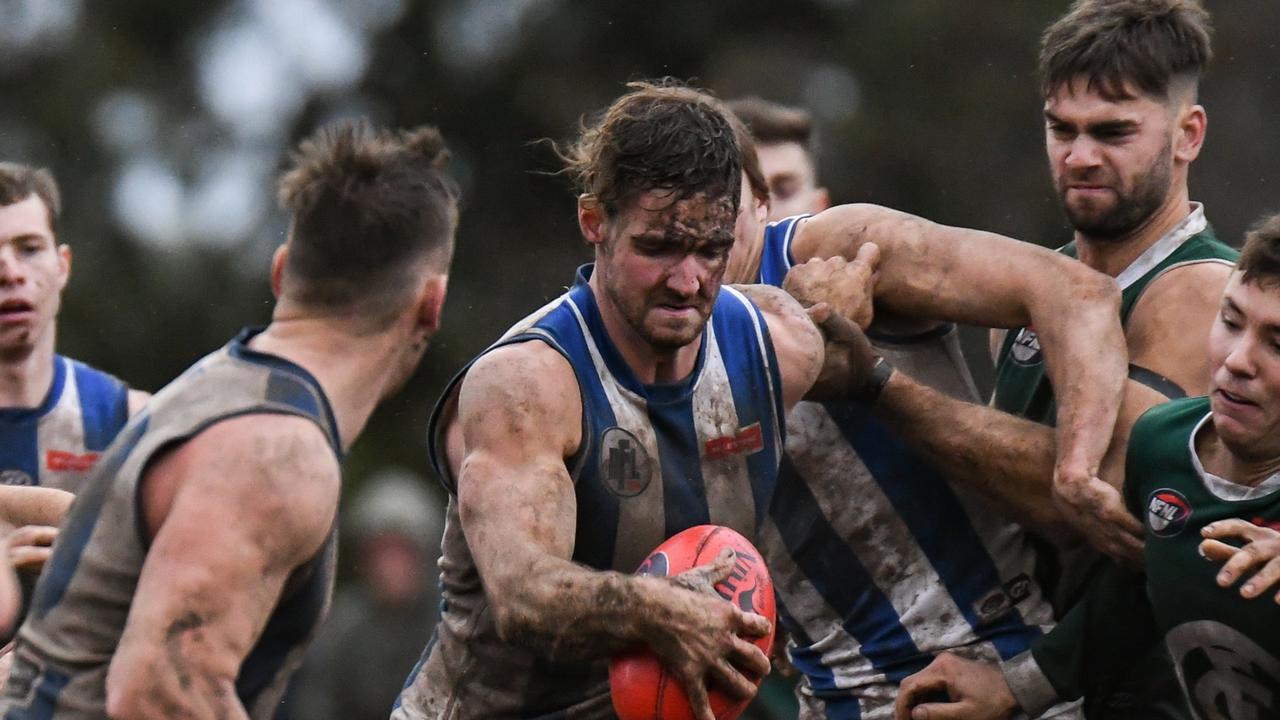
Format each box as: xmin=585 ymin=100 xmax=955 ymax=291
xmin=860 ymin=356 xmax=895 ymax=405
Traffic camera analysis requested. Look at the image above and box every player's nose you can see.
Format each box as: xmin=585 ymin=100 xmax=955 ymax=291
xmin=0 ymin=247 xmax=24 ymax=286
xmin=665 ymin=255 xmax=704 ymax=296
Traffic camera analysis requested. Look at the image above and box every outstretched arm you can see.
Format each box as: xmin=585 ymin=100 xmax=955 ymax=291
xmin=105 ymin=415 xmax=339 ymax=720
xmin=453 ymin=343 xmax=770 ymax=720
xmin=791 ymin=206 xmax=1131 ymax=547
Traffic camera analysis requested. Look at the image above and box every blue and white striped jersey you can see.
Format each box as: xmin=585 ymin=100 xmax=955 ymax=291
xmin=397 ymin=264 xmax=787 ymax=719
xmin=0 ymin=355 xmax=131 ymax=492
xmin=757 ymin=216 xmax=1065 ymax=720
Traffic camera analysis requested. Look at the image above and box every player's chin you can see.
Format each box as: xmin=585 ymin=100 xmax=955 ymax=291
xmin=643 ymin=321 xmax=705 ymax=352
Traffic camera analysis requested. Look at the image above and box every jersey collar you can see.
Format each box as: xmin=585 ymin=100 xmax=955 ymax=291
xmin=1189 ymin=410 xmax=1280 ymax=502
xmin=1114 ymin=202 xmax=1207 ymax=292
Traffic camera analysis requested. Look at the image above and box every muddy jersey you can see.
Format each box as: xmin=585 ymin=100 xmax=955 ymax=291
xmin=757 ymin=216 xmax=1062 ymax=720
xmin=1008 ymin=396 xmax=1280 ymax=720
xmin=0 ymin=328 xmax=341 ymax=720
xmin=0 ymin=355 xmax=130 ymax=491
xmin=395 ymin=264 xmax=786 ymax=719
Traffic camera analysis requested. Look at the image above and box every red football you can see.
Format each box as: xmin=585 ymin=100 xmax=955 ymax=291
xmin=609 ymin=525 xmax=776 ymax=720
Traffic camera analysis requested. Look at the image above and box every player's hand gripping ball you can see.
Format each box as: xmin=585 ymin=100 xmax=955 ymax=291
xmin=609 ymin=525 xmax=775 ymax=720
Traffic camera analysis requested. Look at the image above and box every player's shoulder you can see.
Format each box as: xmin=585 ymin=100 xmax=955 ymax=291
xmin=142 ymin=412 xmax=340 ymax=545
xmin=1131 ymin=258 xmax=1233 ymax=321
xmin=466 ymin=339 xmax=576 ymax=393
xmin=729 ymin=282 xmax=807 ymax=323
xmin=185 ymin=413 xmax=339 ymax=487
xmin=458 ymin=340 xmax=581 ymax=434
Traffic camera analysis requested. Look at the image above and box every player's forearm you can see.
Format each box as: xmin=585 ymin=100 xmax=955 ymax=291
xmin=488 ymin=556 xmax=668 ymax=661
xmin=874 ymin=372 xmax=1076 ymax=542
xmin=1026 ymin=264 xmax=1126 ymax=482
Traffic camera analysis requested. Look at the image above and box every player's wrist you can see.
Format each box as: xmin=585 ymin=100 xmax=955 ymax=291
xmin=853 ymin=356 xmax=894 ymax=405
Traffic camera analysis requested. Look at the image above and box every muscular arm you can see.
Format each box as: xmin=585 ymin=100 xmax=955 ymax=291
xmin=793 ymin=204 xmax=1126 ymax=489
xmin=732 ymin=284 xmax=824 ymax=412
xmin=453 ymin=343 xmax=768 ymax=716
xmin=873 ymin=373 xmax=1072 ymax=540
xmin=105 ymin=415 xmax=338 ymax=720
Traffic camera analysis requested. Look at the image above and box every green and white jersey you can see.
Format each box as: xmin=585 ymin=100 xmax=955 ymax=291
xmin=1004 ymin=397 xmax=1280 ymax=720
xmin=991 ymin=204 xmax=1237 ymax=425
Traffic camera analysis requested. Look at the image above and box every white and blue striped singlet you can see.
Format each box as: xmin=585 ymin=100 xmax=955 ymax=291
xmin=0 ymin=355 xmax=131 ymax=492
xmin=757 ymin=216 xmax=1068 ymax=720
xmin=395 ymin=264 xmax=787 ymax=719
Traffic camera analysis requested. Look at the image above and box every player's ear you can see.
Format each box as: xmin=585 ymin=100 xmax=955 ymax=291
xmin=56 ymin=244 xmax=71 ymax=290
xmin=1174 ymin=104 xmax=1207 ymax=164
xmin=270 ymin=245 xmax=288 ymax=299
xmin=414 ymin=273 xmax=449 ymax=335
xmin=578 ymin=194 xmax=607 ymax=248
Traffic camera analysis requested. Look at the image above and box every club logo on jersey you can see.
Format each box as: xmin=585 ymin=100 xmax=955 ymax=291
xmin=704 ymin=423 xmax=765 ymax=461
xmin=972 ymin=573 xmax=1034 ymax=625
xmin=1148 ymin=489 xmax=1192 ymax=537
xmin=1008 ymin=327 xmax=1043 ymax=366
xmin=0 ymin=469 xmax=34 ymax=486
xmin=636 ymin=551 xmax=669 ymax=578
xmin=600 ymin=426 xmax=652 ymax=498
xmin=1167 ymin=620 xmax=1280 ymax=720
xmin=46 ymin=450 xmax=100 ymax=473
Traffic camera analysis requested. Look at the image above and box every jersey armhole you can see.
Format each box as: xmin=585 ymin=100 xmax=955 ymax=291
xmin=426 ymin=333 xmax=591 ymax=494
xmin=1123 ymin=257 xmax=1236 ymax=324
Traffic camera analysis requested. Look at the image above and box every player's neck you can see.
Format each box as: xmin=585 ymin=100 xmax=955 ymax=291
xmin=588 ymin=277 xmax=702 ymax=386
xmin=1199 ymin=426 xmax=1280 ymax=488
xmin=248 ymin=316 xmax=406 ymax=451
xmin=1073 ymin=189 xmax=1193 ymax=278
xmin=0 ymin=331 xmax=56 ymax=409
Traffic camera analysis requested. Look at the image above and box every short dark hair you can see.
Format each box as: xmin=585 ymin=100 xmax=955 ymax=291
xmin=277 ymin=120 xmax=458 ymax=319
xmin=1039 ymin=0 xmax=1213 ymax=101
xmin=727 ymin=110 xmax=769 ymax=205
xmin=1238 ymin=213 xmax=1280 ymax=290
xmin=727 ymin=97 xmax=814 ymax=150
xmin=0 ymin=162 xmax=61 ymax=234
xmin=558 ymin=79 xmax=741 ymax=216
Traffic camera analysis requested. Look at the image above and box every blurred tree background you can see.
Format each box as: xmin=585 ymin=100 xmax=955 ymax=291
xmin=2 ymin=0 xmax=1277 ymax=556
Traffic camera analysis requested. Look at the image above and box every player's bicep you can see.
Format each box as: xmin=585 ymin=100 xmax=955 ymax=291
xmin=733 ymin=284 xmax=822 ymax=410
xmin=108 ymin=417 xmax=338 ymax=714
xmin=454 ymin=344 xmax=583 ymax=577
xmin=796 ymin=205 xmax=1047 ymax=326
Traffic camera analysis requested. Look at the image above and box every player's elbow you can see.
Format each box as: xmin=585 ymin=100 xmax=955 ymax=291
xmin=1065 ymin=263 xmax=1121 ymax=311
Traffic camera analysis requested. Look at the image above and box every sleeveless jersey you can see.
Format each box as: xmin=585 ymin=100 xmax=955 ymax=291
xmin=992 ymin=205 xmax=1237 ymax=424
xmin=394 ymin=265 xmax=786 ymax=719
xmin=0 ymin=328 xmax=341 ymax=720
xmin=1126 ymin=397 xmax=1280 ymax=719
xmin=0 ymin=355 xmax=131 ymax=491
xmin=755 ymin=216 xmax=1061 ymax=719
xmin=1012 ymin=397 xmax=1280 ymax=720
